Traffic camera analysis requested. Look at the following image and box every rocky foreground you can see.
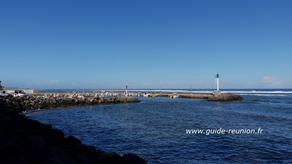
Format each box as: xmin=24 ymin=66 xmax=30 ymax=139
xmin=0 ymin=94 xmax=146 ymax=164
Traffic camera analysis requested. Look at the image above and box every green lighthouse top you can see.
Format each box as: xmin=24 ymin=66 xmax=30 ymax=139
xmin=216 ymin=74 xmax=219 ymax=78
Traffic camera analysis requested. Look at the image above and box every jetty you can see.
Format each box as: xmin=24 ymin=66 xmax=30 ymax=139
xmin=140 ymin=74 xmax=243 ymax=101
xmin=0 ymin=93 xmax=140 ymax=111
xmin=144 ymin=92 xmax=242 ymax=101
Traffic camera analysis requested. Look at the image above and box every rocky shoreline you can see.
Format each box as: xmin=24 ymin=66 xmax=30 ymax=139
xmin=0 ymin=94 xmax=146 ymax=164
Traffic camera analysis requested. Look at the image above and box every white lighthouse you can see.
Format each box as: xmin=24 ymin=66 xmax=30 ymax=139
xmin=125 ymin=84 xmax=128 ymax=97
xmin=215 ymin=73 xmax=220 ymax=92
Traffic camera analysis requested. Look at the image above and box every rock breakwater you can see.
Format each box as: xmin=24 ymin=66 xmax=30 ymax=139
xmin=1 ymin=93 xmax=140 ymax=111
xmin=146 ymin=92 xmax=243 ymax=102
xmin=207 ymin=93 xmax=243 ymax=101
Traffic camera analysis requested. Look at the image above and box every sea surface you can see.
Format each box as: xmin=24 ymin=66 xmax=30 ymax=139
xmin=28 ymin=90 xmax=292 ymax=163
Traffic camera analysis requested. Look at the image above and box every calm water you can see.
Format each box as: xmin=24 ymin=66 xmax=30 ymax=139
xmin=28 ymin=95 xmax=292 ymax=163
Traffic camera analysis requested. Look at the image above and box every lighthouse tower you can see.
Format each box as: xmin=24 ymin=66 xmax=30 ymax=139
xmin=215 ymin=74 xmax=220 ymax=93
xmin=125 ymin=84 xmax=128 ymax=96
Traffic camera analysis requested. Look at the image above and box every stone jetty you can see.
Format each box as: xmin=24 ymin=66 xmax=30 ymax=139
xmin=0 ymin=93 xmax=140 ymax=111
xmin=145 ymin=92 xmax=243 ymax=102
xmin=206 ymin=93 xmax=243 ymax=101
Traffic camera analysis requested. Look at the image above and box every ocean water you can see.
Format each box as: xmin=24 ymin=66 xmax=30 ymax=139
xmin=28 ymin=92 xmax=292 ymax=163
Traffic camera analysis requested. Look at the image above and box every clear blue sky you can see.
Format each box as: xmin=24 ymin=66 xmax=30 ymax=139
xmin=0 ymin=0 xmax=291 ymax=89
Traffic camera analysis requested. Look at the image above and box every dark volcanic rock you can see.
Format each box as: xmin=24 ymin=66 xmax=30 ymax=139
xmin=0 ymin=99 xmax=146 ymax=164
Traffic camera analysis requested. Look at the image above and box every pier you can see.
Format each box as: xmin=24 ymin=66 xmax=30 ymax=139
xmin=0 ymin=93 xmax=140 ymax=111
xmin=144 ymin=92 xmax=243 ymax=101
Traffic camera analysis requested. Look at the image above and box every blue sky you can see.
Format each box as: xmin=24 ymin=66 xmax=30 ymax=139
xmin=0 ymin=0 xmax=291 ymax=89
